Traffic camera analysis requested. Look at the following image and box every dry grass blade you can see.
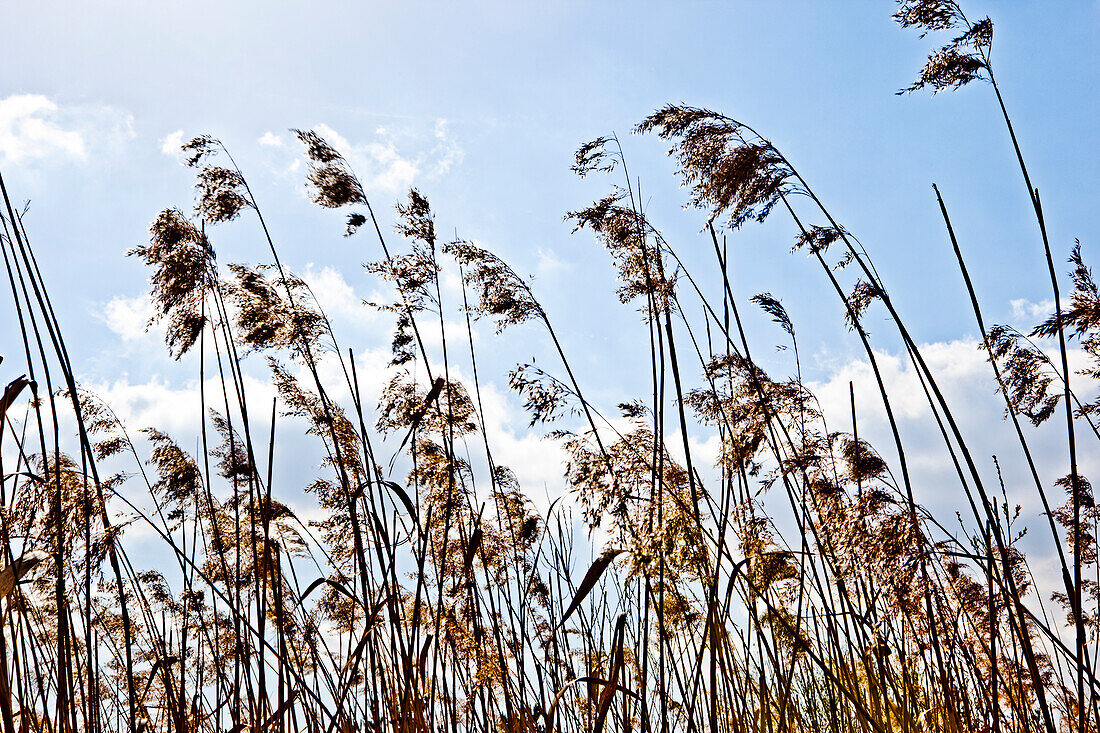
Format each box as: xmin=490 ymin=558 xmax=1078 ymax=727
xmin=557 ymin=549 xmax=623 ymax=628
xmin=0 ymin=550 xmax=47 ymax=601
xmin=0 ymin=377 xmax=31 ymax=424
xmin=593 ymin=613 xmax=628 ymax=733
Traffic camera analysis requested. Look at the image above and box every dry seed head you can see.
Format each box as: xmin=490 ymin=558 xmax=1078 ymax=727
xmin=345 ymin=212 xmax=367 ymax=236
xmin=305 ymin=164 xmax=366 ymax=209
xmin=903 ymin=48 xmax=986 ymax=94
xmin=508 ymin=363 xmax=573 ymax=426
xmin=987 ymin=324 xmax=1062 ymax=426
xmin=571 ymin=136 xmax=619 ymax=178
xmin=444 ymin=240 xmax=545 ymax=332
xmin=751 ymin=292 xmax=793 ymax=339
xmin=1033 ymin=241 xmax=1100 ymax=342
xmin=208 ymin=410 xmax=256 ymax=482
xmin=181 ymin=134 xmax=220 ymax=168
xmin=388 ymin=311 xmax=417 ymax=366
xmin=142 ymin=428 xmax=203 ymax=526
xmin=133 ymin=209 xmax=213 ymax=306
xmin=893 ymin=0 xmax=964 ymax=34
xmin=898 ymin=11 xmax=993 ymax=95
xmin=366 ymin=229 xmax=440 ymax=316
xmin=194 ymin=165 xmax=253 ymax=223
xmin=689 ymin=353 xmax=814 ymax=472
xmin=268 ymin=358 xmax=365 ymax=484
xmin=376 ymin=371 xmax=478 ymax=438
xmin=226 ymin=263 xmax=327 ymax=359
xmin=396 ymin=188 xmax=436 ymax=245
xmin=294 ymin=129 xmax=342 ymax=163
xmin=293 ymin=129 xmax=368 ymax=209
xmin=129 ymin=208 xmax=214 ymax=358
xmin=840 ymin=436 xmax=889 ymax=485
xmin=846 ymin=279 xmax=881 ymax=330
xmin=636 ymin=104 xmax=795 ymax=229
xmin=567 ymin=191 xmax=676 ymax=309
xmin=793 ymin=224 xmax=847 ymax=255
xmin=60 ymin=387 xmax=134 ymax=459
xmin=1052 ymin=476 xmax=1099 ymax=570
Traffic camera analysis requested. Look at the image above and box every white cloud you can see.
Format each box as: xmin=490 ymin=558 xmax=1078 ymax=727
xmin=420 ymin=319 xmax=482 ymax=352
xmin=301 ymin=263 xmax=380 ymax=324
xmin=403 ymin=366 xmax=568 ymax=511
xmin=0 ymin=94 xmax=134 ymax=166
xmin=98 ymin=294 xmax=157 ymax=342
xmin=812 ymin=339 xmax=988 ymax=422
xmin=160 ymin=129 xmax=184 ymax=157
xmin=808 ymin=338 xmax=1099 ymax=521
xmin=82 ymin=372 xmax=285 ymax=447
xmin=258 ymin=131 xmax=284 ymax=147
xmin=87 ymin=376 xmax=208 ymax=437
xmin=0 ymin=94 xmax=85 ymax=163
xmin=367 ymin=140 xmax=418 ymax=192
xmin=1010 ymin=297 xmax=1054 ymax=325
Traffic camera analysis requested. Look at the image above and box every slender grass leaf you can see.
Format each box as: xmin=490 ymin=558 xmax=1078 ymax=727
xmin=557 ymin=548 xmax=623 ymax=628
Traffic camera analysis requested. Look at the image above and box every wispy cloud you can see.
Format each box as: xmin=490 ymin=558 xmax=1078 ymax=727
xmin=304 ymin=119 xmax=462 ymax=194
xmin=535 ymin=247 xmax=569 ymax=278
xmin=1010 ymin=297 xmax=1054 ymax=326
xmin=0 ymin=94 xmax=133 ymax=166
xmin=428 ymin=118 xmax=464 ymax=177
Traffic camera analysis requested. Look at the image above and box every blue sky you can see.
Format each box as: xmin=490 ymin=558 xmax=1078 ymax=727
xmin=2 ymin=1 xmax=1097 ymax=358
xmin=1 ymin=2 xmax=1099 ymax=552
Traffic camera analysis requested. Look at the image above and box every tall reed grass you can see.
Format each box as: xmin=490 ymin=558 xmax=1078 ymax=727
xmin=0 ymin=1 xmax=1096 ymax=731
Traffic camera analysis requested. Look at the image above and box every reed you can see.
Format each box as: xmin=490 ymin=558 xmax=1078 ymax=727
xmin=0 ymin=2 xmax=1095 ymax=731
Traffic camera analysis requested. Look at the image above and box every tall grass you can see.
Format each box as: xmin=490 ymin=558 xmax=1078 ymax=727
xmin=0 ymin=1 xmax=1097 ymax=731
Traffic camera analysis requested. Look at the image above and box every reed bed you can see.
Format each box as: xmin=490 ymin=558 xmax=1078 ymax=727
xmin=0 ymin=2 xmax=1096 ymax=731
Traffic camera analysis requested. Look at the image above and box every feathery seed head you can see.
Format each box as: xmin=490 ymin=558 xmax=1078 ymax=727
xmin=636 ymin=105 xmax=796 ymax=229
